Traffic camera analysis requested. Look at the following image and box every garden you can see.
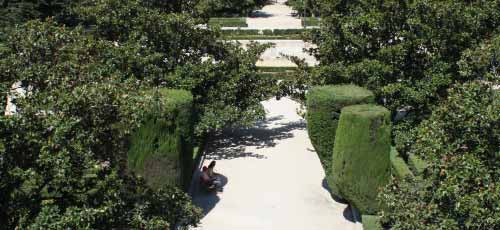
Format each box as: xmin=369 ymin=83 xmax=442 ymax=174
xmin=1 ymin=0 xmax=500 ymax=229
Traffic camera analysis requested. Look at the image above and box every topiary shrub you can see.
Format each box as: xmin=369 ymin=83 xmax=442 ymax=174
xmin=128 ymin=89 xmax=194 ymax=191
xmin=305 ymin=84 xmax=374 ymax=195
xmin=331 ymin=104 xmax=391 ymax=214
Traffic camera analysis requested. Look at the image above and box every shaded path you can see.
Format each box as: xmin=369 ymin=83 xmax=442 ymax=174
xmin=191 ymin=98 xmax=362 ymax=230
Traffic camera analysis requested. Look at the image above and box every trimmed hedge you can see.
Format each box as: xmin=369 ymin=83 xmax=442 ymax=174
xmin=209 ymin=17 xmax=248 ymax=27
xmin=408 ymin=153 xmax=427 ymax=176
xmin=362 ymin=215 xmax=383 ymax=230
xmin=128 ymin=89 xmax=194 ymax=191
xmin=305 ymin=85 xmax=374 ymax=196
xmin=390 ymin=147 xmax=413 ymax=180
xmin=331 ymin=104 xmax=391 ymax=214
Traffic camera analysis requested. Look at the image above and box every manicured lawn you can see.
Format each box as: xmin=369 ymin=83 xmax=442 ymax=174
xmin=302 ymin=17 xmax=320 ymax=27
xmin=209 ymin=17 xmax=248 ymax=27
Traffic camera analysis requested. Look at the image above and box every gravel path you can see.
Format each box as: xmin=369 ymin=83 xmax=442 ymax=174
xmin=191 ymin=98 xmax=362 ymax=230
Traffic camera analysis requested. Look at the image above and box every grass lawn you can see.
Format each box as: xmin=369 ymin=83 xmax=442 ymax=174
xmin=209 ymin=18 xmax=248 ymax=27
xmin=301 ymin=17 xmax=320 ymax=27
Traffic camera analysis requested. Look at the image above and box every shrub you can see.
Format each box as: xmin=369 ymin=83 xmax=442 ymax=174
xmin=305 ymin=85 xmax=374 ymax=194
xmin=128 ymin=89 xmax=194 ymax=191
xmin=390 ymin=147 xmax=413 ymax=180
xmin=332 ymin=104 xmax=391 ymax=214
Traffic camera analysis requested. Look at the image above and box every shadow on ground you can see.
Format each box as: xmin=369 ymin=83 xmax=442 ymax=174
xmin=193 ymin=174 xmax=229 ymax=216
xmin=205 ymin=116 xmax=306 ymax=160
xmin=250 ymin=11 xmax=274 ymax=18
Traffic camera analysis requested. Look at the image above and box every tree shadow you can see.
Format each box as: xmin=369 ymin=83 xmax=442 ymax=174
xmin=205 ymin=116 xmax=306 ymax=160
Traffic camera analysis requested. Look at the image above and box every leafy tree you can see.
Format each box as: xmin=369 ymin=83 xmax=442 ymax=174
xmin=379 ymin=81 xmax=500 ymax=229
xmin=309 ymin=0 xmax=500 ymax=134
xmin=195 ymin=0 xmax=267 ymax=17
xmin=378 ymin=34 xmax=500 ymax=229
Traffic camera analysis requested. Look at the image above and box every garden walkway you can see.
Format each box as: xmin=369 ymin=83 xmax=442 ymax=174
xmin=191 ymin=99 xmax=362 ymax=230
xmin=190 ymin=1 xmax=361 ymax=229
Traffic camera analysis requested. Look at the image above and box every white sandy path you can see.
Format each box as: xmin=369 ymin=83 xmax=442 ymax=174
xmin=191 ymin=98 xmax=362 ymax=230
xmin=245 ymin=0 xmax=302 ymax=29
xmin=236 ymin=40 xmax=318 ymax=67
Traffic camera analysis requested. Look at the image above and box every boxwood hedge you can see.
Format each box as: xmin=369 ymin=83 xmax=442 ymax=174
xmin=305 ymin=85 xmax=374 ymax=195
xmin=331 ymin=104 xmax=391 ymax=214
xmin=128 ymin=89 xmax=194 ymax=191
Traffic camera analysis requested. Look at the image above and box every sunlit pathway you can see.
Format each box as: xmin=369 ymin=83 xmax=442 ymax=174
xmin=237 ymin=40 xmax=318 ymax=67
xmin=191 ymin=98 xmax=362 ymax=230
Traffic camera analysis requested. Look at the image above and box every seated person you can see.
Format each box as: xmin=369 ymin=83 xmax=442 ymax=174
xmin=200 ymin=166 xmax=220 ymax=190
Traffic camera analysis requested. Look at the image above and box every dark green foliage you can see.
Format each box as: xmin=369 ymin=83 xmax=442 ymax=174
xmin=128 ymin=89 xmax=194 ymax=190
xmin=286 ymin=0 xmax=319 ymax=17
xmin=208 ymin=17 xmax=248 ymax=27
xmin=332 ymin=104 xmax=391 ymax=214
xmin=362 ymin=215 xmax=383 ymax=230
xmin=390 ymin=147 xmax=413 ymax=180
xmin=380 ymin=81 xmax=500 ymax=229
xmin=196 ymin=0 xmax=266 ymax=17
xmin=310 ymin=0 xmax=500 ymax=155
xmin=305 ymin=84 xmax=374 ymax=192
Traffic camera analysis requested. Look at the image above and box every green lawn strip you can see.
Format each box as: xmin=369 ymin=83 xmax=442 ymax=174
xmin=209 ymin=17 xmax=248 ymax=27
xmin=257 ymin=66 xmax=298 ymax=72
xmin=221 ymin=28 xmax=318 ymax=39
xmin=301 ymin=17 xmax=320 ymax=27
xmin=362 ymin=215 xmax=383 ymax=230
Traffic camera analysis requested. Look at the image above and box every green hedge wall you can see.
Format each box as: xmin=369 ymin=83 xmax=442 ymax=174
xmin=128 ymin=89 xmax=194 ymax=191
xmin=390 ymin=147 xmax=413 ymax=180
xmin=305 ymin=85 xmax=374 ymax=195
xmin=331 ymin=104 xmax=391 ymax=214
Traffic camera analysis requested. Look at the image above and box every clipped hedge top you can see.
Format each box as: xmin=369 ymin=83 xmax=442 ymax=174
xmin=307 ymin=84 xmax=374 ymax=109
xmin=341 ymin=104 xmax=389 ymax=119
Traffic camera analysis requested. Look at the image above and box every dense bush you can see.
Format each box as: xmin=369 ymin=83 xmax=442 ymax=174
xmin=196 ymin=0 xmax=267 ymax=17
xmin=128 ymin=89 xmax=194 ymax=191
xmin=332 ymin=104 xmax=391 ymax=214
xmin=305 ymin=85 xmax=374 ymax=191
xmin=379 ymin=81 xmax=500 ymax=229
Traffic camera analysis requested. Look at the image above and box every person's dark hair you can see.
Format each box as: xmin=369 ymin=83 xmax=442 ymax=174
xmin=208 ymin=160 xmax=216 ymax=168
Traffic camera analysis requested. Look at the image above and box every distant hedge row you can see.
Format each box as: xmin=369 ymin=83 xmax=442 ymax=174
xmin=128 ymin=89 xmax=194 ymax=191
xmin=221 ymin=28 xmax=318 ymax=36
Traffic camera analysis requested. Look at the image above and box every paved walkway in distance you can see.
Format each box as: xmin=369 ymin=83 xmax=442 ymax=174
xmin=191 ymin=98 xmax=362 ymax=230
xmin=246 ymin=0 xmax=301 ymax=29
xmin=237 ymin=40 xmax=318 ymax=67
